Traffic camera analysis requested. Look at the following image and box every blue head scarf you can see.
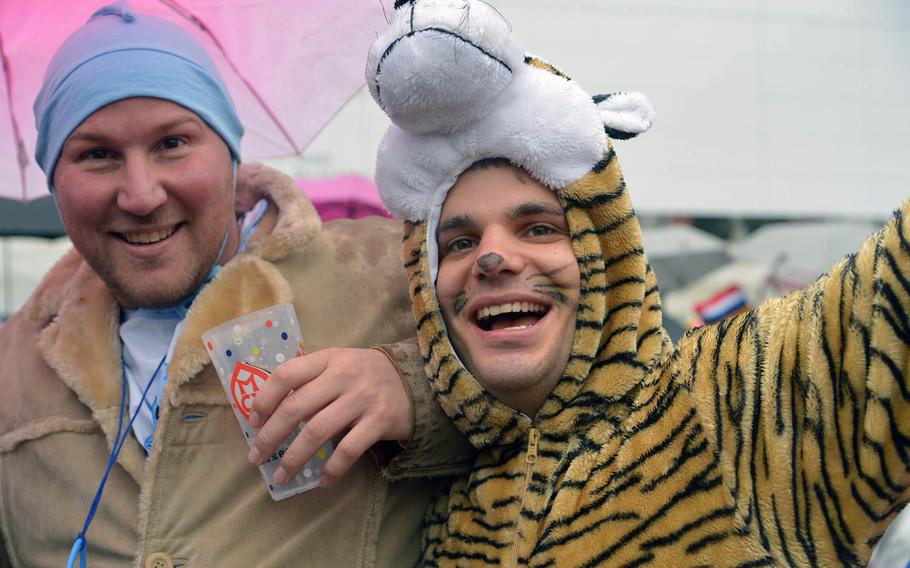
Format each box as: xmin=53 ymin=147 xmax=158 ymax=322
xmin=33 ymin=0 xmax=244 ymax=189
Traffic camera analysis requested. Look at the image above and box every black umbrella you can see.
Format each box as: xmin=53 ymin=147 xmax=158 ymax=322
xmin=0 ymin=196 xmax=64 ymax=238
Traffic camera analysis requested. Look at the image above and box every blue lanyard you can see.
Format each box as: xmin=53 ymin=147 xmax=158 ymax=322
xmin=66 ymin=354 xmax=166 ymax=568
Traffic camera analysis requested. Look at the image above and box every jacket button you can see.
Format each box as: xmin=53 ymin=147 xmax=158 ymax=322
xmin=145 ymin=552 xmax=174 ymax=568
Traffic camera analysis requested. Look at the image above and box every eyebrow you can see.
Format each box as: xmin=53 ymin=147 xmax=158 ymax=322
xmin=508 ymin=201 xmax=565 ymax=220
xmin=64 ymin=131 xmax=112 ymax=145
xmin=437 ymin=214 xmax=474 ymax=235
xmin=66 ymin=116 xmax=204 ymax=144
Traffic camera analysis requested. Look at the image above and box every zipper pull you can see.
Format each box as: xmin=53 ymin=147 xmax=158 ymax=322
xmin=526 ymin=428 xmax=540 ymax=465
xmin=511 ymin=427 xmax=542 ymax=567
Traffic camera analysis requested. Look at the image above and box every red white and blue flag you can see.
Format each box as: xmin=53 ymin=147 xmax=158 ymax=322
xmin=694 ymin=284 xmax=750 ymax=324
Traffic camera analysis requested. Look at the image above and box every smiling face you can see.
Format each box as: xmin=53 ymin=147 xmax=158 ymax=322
xmin=53 ymin=97 xmax=238 ymax=309
xmin=435 ymin=163 xmax=580 ymax=416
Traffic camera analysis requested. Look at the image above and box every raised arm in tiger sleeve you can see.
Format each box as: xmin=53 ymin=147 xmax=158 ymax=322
xmin=674 ymin=201 xmax=910 ymax=566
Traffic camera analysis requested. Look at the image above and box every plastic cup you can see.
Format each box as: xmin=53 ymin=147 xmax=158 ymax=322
xmin=202 ymin=303 xmax=333 ymax=500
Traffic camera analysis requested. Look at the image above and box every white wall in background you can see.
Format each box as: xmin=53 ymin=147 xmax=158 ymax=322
xmin=0 ymin=237 xmax=71 ymax=320
xmin=274 ymin=0 xmax=910 ymax=219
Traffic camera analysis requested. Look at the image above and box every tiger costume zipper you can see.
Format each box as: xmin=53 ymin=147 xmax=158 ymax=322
xmin=509 ymin=427 xmax=540 ymax=567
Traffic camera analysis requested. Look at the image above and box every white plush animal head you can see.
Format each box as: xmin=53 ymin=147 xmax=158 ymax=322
xmin=367 ymin=0 xmax=522 ymax=134
xmin=367 ymin=0 xmax=655 ymax=223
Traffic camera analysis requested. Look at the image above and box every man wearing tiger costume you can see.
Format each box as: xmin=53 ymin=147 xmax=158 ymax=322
xmin=366 ymin=1 xmax=910 ymax=566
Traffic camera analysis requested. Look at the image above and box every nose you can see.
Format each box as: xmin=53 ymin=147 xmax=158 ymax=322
xmin=472 ymin=228 xmax=525 ymax=278
xmin=115 ymin=156 xmax=167 ymax=216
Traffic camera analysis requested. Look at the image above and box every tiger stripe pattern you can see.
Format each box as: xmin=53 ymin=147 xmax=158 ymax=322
xmin=402 ymin=61 xmax=910 ymax=568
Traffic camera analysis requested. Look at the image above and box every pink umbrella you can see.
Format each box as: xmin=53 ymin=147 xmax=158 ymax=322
xmin=296 ymin=174 xmax=391 ymax=222
xmin=0 ymin=0 xmax=393 ymax=201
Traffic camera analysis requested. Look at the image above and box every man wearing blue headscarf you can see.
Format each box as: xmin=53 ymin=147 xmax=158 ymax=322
xmin=0 ymin=3 xmax=469 ymax=566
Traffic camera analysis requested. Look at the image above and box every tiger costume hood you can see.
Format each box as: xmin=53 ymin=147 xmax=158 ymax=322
xmin=368 ymin=0 xmax=669 ymax=449
xmin=368 ymin=1 xmax=910 ymax=566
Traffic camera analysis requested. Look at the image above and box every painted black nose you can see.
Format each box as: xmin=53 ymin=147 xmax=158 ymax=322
xmin=477 ymin=252 xmax=504 ymax=273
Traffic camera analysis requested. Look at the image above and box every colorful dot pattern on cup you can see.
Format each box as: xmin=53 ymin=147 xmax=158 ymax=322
xmin=203 ymin=304 xmax=328 ymax=498
xmin=221 ymin=323 xmax=298 ymax=362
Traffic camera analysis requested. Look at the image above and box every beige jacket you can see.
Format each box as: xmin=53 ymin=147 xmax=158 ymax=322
xmin=0 ymin=164 xmax=470 ymax=568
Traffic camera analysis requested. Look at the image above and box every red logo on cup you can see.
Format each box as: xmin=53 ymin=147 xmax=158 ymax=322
xmin=230 ymin=362 xmax=270 ymax=421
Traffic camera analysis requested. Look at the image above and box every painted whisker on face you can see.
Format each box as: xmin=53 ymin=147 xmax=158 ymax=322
xmin=533 ymin=284 xmax=569 ymax=306
xmin=454 ymin=293 xmax=469 ymax=316
xmin=530 ymin=262 xmax=576 ymax=280
xmin=528 ymin=263 xmax=579 ymax=307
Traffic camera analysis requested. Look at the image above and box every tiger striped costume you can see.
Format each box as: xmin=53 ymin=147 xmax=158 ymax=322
xmin=367 ymin=2 xmax=910 ymax=565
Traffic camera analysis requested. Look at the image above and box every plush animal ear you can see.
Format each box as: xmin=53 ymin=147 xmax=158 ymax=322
xmin=393 ymin=0 xmax=413 ymax=8
xmin=593 ymin=92 xmax=655 ymax=140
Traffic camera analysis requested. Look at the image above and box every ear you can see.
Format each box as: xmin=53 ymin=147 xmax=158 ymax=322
xmin=593 ymin=92 xmax=655 ymax=140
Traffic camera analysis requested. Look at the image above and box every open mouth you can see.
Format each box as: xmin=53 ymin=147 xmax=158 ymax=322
xmin=120 ymin=225 xmax=178 ymax=245
xmin=475 ymin=301 xmax=548 ymax=332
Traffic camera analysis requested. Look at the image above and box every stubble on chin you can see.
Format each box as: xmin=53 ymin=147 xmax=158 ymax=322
xmin=98 ymin=259 xmax=209 ymax=310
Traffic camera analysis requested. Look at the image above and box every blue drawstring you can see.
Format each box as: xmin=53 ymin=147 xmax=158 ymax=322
xmin=65 ymin=355 xmax=165 ymax=568
xmin=65 ymin=537 xmax=86 ymax=568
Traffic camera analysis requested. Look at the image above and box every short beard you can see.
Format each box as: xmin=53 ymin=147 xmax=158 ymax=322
xmin=102 ymin=257 xmax=213 ymax=310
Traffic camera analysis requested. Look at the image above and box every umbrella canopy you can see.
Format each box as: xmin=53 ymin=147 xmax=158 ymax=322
xmin=297 ymin=174 xmax=390 ymax=222
xmin=729 ymin=220 xmax=880 ymax=289
xmin=0 ymin=0 xmax=393 ymax=201
xmin=663 ymin=219 xmax=881 ymax=329
xmin=642 ymin=223 xmax=730 ymax=294
xmin=0 ymin=196 xmax=63 ymax=237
